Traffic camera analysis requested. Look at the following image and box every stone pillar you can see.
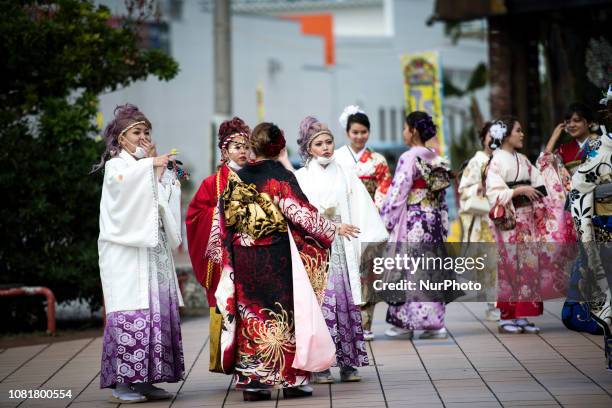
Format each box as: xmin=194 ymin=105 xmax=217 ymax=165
xmin=488 ymin=16 xmax=512 ymax=118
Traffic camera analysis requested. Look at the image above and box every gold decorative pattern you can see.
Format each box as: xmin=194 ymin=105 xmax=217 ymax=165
xmin=223 ymin=172 xmax=287 ymax=240
xmin=299 ymin=250 xmax=329 ymax=304
xmin=242 ymin=303 xmax=295 ymax=373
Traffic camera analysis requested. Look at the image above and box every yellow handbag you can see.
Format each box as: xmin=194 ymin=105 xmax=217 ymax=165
xmin=208 ymin=306 xmax=223 ymax=373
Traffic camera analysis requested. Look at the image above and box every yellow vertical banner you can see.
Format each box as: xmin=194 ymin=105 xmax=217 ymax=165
xmin=401 ymin=51 xmax=448 ymax=159
xmin=256 ymin=82 xmax=265 ymax=122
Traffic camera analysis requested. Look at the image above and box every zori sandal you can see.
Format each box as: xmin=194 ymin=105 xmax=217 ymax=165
xmin=514 ymin=319 xmax=540 ymax=334
xmin=498 ymin=323 xmax=523 ymax=334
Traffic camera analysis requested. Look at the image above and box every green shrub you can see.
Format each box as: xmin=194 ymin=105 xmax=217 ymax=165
xmin=0 ymin=0 xmax=179 ymax=318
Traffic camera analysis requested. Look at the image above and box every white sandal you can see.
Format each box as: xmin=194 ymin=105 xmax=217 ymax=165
xmin=419 ymin=328 xmax=448 ymax=339
xmin=384 ymin=326 xmax=414 ymax=338
xmin=498 ymin=322 xmax=523 ymax=334
xmin=109 ymin=384 xmax=147 ymax=404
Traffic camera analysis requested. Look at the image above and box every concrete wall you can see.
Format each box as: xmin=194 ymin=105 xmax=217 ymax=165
xmin=98 ymin=0 xmax=329 ymax=185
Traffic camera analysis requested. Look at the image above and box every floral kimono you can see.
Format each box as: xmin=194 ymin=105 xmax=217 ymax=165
xmin=570 ymin=131 xmax=612 ymax=369
xmin=335 ymin=145 xmax=392 ymax=210
xmin=186 ymin=163 xmax=231 ymax=372
xmin=380 ymin=146 xmax=450 ymax=330
xmin=207 ymin=160 xmax=337 ymax=390
xmin=486 ymin=149 xmax=575 ymax=320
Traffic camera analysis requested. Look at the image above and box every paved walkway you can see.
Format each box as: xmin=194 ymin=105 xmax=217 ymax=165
xmin=0 ymin=302 xmax=610 ymax=408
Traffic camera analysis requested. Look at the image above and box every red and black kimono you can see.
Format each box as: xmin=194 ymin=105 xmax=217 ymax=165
xmin=210 ymin=160 xmax=336 ymax=389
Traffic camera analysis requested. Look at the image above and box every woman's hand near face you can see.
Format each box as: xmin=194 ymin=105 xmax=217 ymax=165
xmin=141 ymin=139 xmax=157 ymax=157
xmin=544 ymin=123 xmax=565 ymax=153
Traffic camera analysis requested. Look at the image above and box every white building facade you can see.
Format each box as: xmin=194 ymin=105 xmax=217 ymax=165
xmin=98 ymin=0 xmax=489 ymax=188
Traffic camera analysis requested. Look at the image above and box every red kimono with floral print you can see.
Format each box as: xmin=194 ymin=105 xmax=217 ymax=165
xmin=209 ymin=160 xmax=336 ymax=389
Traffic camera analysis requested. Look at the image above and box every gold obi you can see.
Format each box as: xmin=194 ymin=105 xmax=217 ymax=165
xmin=222 ymin=171 xmax=287 ymax=240
xmin=406 ymin=188 xmax=442 ymax=207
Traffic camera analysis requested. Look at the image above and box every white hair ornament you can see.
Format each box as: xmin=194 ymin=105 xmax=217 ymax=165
xmin=489 ymin=120 xmax=507 ymax=150
xmin=339 ymin=105 xmax=365 ymax=130
xmin=600 ymin=84 xmax=612 ymax=106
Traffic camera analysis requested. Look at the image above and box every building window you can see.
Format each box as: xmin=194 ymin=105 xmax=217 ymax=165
xmin=169 ymin=0 xmax=183 ymax=21
xmin=379 ymin=107 xmax=386 ymax=141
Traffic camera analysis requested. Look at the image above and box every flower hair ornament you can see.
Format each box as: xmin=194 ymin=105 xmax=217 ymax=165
xmin=600 ymin=84 xmax=612 ymax=106
xmin=339 ymin=105 xmax=365 ymax=130
xmin=489 ymin=120 xmax=507 ymax=149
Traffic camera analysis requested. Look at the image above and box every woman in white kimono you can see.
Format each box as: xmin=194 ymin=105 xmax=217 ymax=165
xmin=93 ymin=104 xmax=185 ymax=403
xmin=295 ymin=117 xmax=388 ymax=383
xmin=458 ymin=122 xmax=500 ymax=321
xmin=335 ymin=105 xmax=392 ymax=341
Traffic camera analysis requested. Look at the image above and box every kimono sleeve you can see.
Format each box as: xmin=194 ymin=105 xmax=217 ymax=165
xmin=380 ymin=152 xmax=415 ymax=231
xmin=158 ymin=169 xmax=182 ymax=249
xmin=527 ymin=156 xmax=546 ymax=190
xmin=440 ymin=190 xmax=450 ymax=239
xmin=99 ymin=157 xmax=158 ymax=247
xmin=485 ymin=156 xmax=513 ymax=206
xmin=348 ymin=169 xmax=388 ymax=244
xmin=186 ymin=174 xmax=217 ymax=286
xmin=372 ymin=154 xmax=393 ymax=211
xmin=570 ymin=145 xmax=606 ymax=243
xmin=277 ymin=173 xmax=337 ymax=248
xmin=458 ymin=156 xmax=484 ymax=210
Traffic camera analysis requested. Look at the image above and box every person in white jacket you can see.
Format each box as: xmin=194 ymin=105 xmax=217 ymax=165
xmin=93 ymin=104 xmax=184 ymax=403
xmin=295 ymin=116 xmax=388 ymax=384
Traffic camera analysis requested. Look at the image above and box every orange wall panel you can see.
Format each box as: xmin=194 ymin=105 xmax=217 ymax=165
xmin=283 ymin=14 xmax=335 ymax=65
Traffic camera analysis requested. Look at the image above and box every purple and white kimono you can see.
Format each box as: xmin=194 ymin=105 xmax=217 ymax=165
xmin=380 ymin=146 xmax=449 ymax=330
xmin=98 ymin=151 xmax=185 ymax=388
